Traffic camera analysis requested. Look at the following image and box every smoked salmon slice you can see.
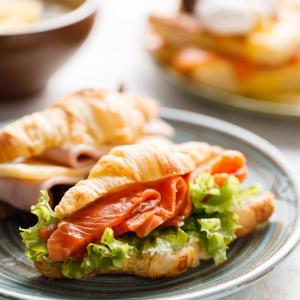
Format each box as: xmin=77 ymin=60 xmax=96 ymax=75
xmin=46 ymin=176 xmax=189 ymax=262
xmin=192 ymin=150 xmax=248 ymax=185
xmin=114 ymin=176 xmax=189 ymax=237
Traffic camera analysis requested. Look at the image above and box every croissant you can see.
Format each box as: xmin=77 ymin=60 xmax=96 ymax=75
xmin=55 ymin=142 xmax=222 ymax=218
xmin=21 ymin=142 xmax=274 ymax=279
xmin=0 ymin=89 xmax=160 ymax=163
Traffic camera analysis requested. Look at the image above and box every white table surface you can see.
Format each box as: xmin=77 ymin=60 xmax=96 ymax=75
xmin=0 ymin=1 xmax=300 ymax=299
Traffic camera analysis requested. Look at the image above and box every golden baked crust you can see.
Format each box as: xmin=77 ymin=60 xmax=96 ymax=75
xmin=36 ymin=192 xmax=275 ymax=279
xmin=0 ymin=89 xmax=159 ymax=163
xmin=235 ymin=192 xmax=275 ymax=237
xmin=55 ymin=142 xmax=222 ymax=219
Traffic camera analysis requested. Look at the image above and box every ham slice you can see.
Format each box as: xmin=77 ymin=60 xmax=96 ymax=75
xmin=0 ymin=161 xmax=92 ymax=213
xmin=137 ymin=135 xmax=172 ymax=146
xmin=39 ymin=145 xmax=108 ymax=168
xmin=38 ymin=120 xmax=174 ymax=168
xmin=0 ymin=176 xmax=83 ymax=211
xmin=45 ymin=176 xmax=190 ymax=262
xmin=144 ymin=119 xmax=175 ymax=138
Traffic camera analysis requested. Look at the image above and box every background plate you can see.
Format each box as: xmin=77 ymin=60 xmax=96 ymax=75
xmin=158 ymin=64 xmax=300 ymax=119
xmin=0 ymin=108 xmax=300 ymax=300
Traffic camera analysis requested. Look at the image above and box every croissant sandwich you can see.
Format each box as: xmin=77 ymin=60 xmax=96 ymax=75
xmin=21 ymin=142 xmax=275 ymax=279
xmin=148 ymin=0 xmax=300 ymax=97
xmin=0 ymin=89 xmax=173 ymax=217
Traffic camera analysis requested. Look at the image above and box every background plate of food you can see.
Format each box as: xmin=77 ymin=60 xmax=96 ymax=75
xmin=148 ymin=0 xmax=300 ymax=119
xmin=0 ymin=96 xmax=299 ymax=299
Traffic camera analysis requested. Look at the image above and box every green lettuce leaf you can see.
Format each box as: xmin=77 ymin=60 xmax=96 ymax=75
xmin=61 ymin=228 xmax=190 ymax=279
xmin=198 ymin=212 xmax=239 ymax=264
xmin=85 ymin=228 xmax=134 ymax=270
xmin=190 ymin=172 xmax=220 ymax=209
xmin=142 ymin=228 xmax=189 ymax=254
xmin=20 ymin=191 xmax=57 ymax=262
xmin=120 ymin=227 xmax=190 ymax=255
xmin=191 ymin=173 xmax=256 ymax=214
xmin=185 ymin=172 xmax=259 ymax=265
xmin=61 ymin=260 xmax=90 ymax=279
xmin=61 ymin=228 xmax=135 ymax=279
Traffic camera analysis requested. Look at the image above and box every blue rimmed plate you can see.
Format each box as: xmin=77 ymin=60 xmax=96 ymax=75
xmin=0 ymin=108 xmax=299 ymax=299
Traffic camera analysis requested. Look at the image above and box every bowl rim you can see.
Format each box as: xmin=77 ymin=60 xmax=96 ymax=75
xmin=0 ymin=0 xmax=98 ymax=37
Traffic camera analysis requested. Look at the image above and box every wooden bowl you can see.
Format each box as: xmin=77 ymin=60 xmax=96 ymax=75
xmin=0 ymin=0 xmax=97 ymax=99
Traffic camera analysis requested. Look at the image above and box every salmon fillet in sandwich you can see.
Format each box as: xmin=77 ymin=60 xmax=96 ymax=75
xmin=21 ymin=142 xmax=275 ymax=279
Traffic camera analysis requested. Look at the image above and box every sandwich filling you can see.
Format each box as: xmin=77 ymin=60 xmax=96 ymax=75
xmin=21 ymin=151 xmax=258 ymax=279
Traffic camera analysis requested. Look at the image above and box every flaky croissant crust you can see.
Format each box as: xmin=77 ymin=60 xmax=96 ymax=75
xmin=55 ymin=142 xmax=223 ymax=219
xmin=0 ymin=89 xmax=159 ymax=163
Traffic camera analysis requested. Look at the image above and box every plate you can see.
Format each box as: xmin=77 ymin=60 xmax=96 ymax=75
xmin=0 ymin=108 xmax=299 ymax=300
xmin=158 ymin=64 xmax=300 ymax=119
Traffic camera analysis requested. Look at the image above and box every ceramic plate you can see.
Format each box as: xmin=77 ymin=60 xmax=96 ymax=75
xmin=158 ymin=64 xmax=300 ymax=119
xmin=0 ymin=108 xmax=300 ymax=299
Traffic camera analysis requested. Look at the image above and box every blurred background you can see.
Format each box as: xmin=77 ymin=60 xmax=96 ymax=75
xmin=0 ymin=1 xmax=299 ymax=172
xmin=0 ymin=1 xmax=299 ymax=298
